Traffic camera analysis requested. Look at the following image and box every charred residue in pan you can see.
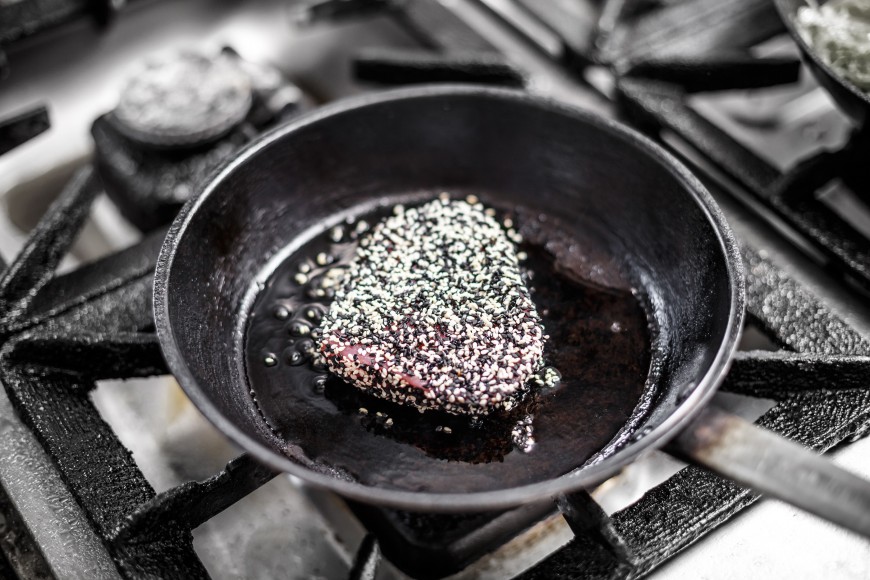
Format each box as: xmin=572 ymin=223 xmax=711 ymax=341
xmin=244 ymin=193 xmax=654 ymax=494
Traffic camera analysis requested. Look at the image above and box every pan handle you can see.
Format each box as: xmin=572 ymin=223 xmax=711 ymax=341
xmin=667 ymin=405 xmax=870 ymax=538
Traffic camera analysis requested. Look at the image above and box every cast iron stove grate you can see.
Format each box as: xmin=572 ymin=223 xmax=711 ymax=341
xmin=589 ymin=0 xmax=870 ymax=295
xmin=2 ymin=0 xmax=870 ymax=578
xmin=3 ymin=143 xmax=870 ymax=580
xmin=485 ymin=0 xmax=870 ymax=292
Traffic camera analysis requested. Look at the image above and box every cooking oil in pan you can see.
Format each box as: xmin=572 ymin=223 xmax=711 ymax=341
xmin=245 ymin=195 xmax=653 ymax=494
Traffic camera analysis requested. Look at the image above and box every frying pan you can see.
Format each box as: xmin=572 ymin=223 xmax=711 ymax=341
xmin=774 ymin=0 xmax=870 ymax=128
xmin=154 ymin=85 xmax=870 ymax=536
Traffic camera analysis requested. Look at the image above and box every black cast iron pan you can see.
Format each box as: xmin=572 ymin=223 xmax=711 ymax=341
xmin=154 ymin=85 xmax=870 ymax=536
xmin=775 ymin=0 xmax=870 ymax=128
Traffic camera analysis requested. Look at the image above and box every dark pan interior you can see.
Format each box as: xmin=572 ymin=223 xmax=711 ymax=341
xmin=157 ymin=87 xmax=739 ymax=506
xmin=244 ymin=197 xmax=654 ymax=493
xmin=775 ymin=0 xmax=870 ymax=127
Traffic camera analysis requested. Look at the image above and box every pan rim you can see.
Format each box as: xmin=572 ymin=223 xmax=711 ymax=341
xmin=153 ymin=84 xmax=745 ymax=512
xmin=772 ymin=0 xmax=870 ymax=124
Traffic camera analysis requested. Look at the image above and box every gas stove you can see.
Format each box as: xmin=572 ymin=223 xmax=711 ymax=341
xmin=1 ymin=0 xmax=870 ymax=578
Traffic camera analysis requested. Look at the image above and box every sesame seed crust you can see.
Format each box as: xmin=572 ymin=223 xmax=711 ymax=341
xmin=317 ymin=197 xmax=546 ymax=416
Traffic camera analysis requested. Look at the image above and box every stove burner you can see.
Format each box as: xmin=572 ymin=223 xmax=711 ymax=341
xmin=93 ymin=119 xmax=249 ymax=230
xmin=110 ymin=51 xmax=253 ymax=149
xmin=93 ymin=48 xmax=304 ymax=232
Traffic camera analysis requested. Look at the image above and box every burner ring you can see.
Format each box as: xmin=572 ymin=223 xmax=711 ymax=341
xmin=111 ymin=50 xmax=253 ymax=149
